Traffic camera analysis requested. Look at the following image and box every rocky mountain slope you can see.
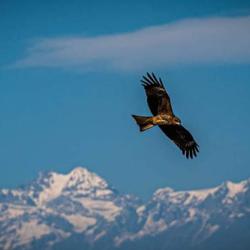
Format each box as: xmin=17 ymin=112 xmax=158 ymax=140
xmin=0 ymin=167 xmax=250 ymax=250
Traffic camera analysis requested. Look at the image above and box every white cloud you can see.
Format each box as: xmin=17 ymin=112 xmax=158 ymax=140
xmin=12 ymin=16 xmax=250 ymax=71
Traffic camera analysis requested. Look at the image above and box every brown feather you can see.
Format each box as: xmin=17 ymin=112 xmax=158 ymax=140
xmin=159 ymin=124 xmax=199 ymax=159
xmin=141 ymin=73 xmax=173 ymax=116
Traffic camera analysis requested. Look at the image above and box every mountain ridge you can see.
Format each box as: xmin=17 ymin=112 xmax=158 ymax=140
xmin=0 ymin=166 xmax=250 ymax=250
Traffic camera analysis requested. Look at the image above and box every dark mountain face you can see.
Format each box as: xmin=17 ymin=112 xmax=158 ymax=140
xmin=0 ymin=167 xmax=250 ymax=250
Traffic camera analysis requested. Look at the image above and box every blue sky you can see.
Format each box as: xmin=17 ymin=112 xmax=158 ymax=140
xmin=1 ymin=0 xmax=250 ymax=199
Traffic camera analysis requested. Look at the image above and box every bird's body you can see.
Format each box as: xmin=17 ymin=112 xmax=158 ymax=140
xmin=132 ymin=73 xmax=199 ymax=159
xmin=132 ymin=114 xmax=178 ymax=131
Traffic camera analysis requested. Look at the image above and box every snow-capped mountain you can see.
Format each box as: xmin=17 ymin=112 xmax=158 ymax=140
xmin=0 ymin=167 xmax=250 ymax=250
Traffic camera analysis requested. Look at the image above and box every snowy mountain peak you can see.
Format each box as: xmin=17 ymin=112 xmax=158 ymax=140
xmin=67 ymin=166 xmax=108 ymax=189
xmin=221 ymin=179 xmax=248 ymax=198
xmin=68 ymin=166 xmax=95 ymax=177
xmin=0 ymin=168 xmax=250 ymax=250
xmin=153 ymin=187 xmax=174 ymax=199
xmin=28 ymin=167 xmax=114 ymax=206
xmin=152 ymin=179 xmax=250 ymax=206
xmin=152 ymin=185 xmax=218 ymax=203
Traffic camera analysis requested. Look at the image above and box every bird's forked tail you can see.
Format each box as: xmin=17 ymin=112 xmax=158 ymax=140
xmin=132 ymin=115 xmax=155 ymax=132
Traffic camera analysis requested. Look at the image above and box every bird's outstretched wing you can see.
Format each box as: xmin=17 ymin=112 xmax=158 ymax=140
xmin=141 ymin=72 xmax=173 ymax=116
xmin=159 ymin=125 xmax=199 ymax=159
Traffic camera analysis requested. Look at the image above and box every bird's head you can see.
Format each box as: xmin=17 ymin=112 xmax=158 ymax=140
xmin=173 ymin=116 xmax=181 ymax=125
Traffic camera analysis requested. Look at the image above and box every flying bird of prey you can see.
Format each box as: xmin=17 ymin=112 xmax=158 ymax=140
xmin=132 ymin=73 xmax=199 ymax=159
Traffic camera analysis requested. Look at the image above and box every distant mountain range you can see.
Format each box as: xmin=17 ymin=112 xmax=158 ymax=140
xmin=1 ymin=167 xmax=250 ymax=250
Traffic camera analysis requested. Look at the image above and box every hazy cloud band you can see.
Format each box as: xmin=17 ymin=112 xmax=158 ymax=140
xmin=13 ymin=16 xmax=250 ymax=71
